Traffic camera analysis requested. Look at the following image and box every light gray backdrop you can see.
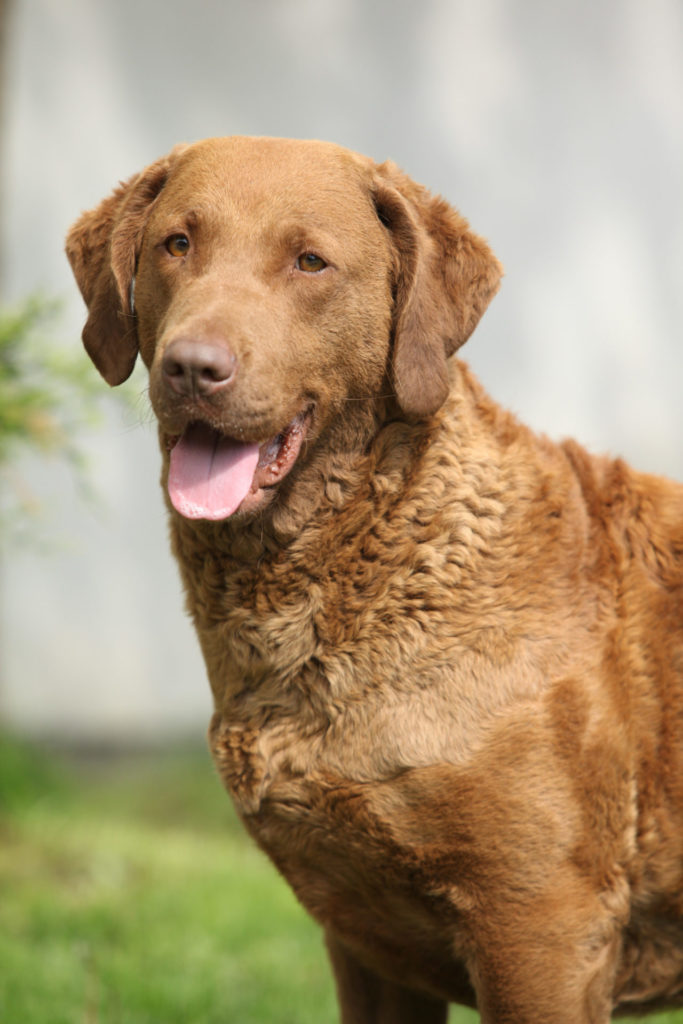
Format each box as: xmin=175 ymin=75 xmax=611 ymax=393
xmin=1 ymin=0 xmax=681 ymax=740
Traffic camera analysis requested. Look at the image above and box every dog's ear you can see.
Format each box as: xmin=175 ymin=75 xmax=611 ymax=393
xmin=372 ymin=162 xmax=503 ymax=419
xmin=65 ymin=149 xmax=183 ymax=385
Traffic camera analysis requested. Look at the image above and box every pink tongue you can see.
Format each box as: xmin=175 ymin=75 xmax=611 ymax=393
xmin=168 ymin=423 xmax=260 ymax=520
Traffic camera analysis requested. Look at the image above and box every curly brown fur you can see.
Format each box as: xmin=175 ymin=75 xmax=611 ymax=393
xmin=67 ymin=137 xmax=683 ymax=1023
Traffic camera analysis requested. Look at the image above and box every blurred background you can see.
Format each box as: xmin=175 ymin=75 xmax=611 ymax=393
xmin=1 ymin=0 xmax=682 ymax=743
xmin=0 ymin=2 xmax=681 ymax=1021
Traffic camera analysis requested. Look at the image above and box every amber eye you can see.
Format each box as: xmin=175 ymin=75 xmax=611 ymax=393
xmin=165 ymin=233 xmax=190 ymax=257
xmin=297 ymin=252 xmax=327 ymax=273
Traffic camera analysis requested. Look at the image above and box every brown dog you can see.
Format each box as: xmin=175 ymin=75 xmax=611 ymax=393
xmin=66 ymin=137 xmax=683 ymax=1022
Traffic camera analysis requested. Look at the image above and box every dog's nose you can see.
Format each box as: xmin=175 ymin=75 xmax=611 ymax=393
xmin=161 ymin=338 xmax=237 ymax=398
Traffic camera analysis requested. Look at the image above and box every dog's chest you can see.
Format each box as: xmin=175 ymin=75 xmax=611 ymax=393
xmin=209 ymin=705 xmax=476 ymax=1001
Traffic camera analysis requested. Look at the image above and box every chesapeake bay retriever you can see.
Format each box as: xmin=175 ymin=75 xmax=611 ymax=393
xmin=66 ymin=137 xmax=683 ymax=1022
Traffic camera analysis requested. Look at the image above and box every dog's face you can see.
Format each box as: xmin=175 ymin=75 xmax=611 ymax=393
xmin=136 ymin=139 xmax=394 ymax=519
xmin=66 ymin=137 xmax=502 ymax=521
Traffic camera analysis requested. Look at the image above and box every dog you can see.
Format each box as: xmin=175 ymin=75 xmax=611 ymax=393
xmin=67 ymin=136 xmax=683 ymax=1022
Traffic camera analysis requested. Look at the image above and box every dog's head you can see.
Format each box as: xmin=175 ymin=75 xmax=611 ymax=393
xmin=66 ymin=137 xmax=502 ymax=521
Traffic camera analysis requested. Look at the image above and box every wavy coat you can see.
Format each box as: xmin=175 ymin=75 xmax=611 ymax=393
xmin=67 ymin=137 xmax=683 ymax=1023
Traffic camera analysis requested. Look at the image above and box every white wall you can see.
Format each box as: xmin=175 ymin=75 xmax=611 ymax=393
xmin=1 ymin=0 xmax=681 ymax=739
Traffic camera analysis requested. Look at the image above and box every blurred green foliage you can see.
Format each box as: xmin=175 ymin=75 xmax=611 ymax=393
xmin=0 ymin=730 xmax=67 ymax=814
xmin=0 ymin=296 xmax=102 ymax=462
xmin=0 ymin=295 xmax=135 ymax=542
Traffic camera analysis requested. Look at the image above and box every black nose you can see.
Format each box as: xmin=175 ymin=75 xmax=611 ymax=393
xmin=161 ymin=338 xmax=237 ymax=398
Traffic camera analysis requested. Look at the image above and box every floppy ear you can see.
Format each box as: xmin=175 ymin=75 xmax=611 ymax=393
xmin=65 ymin=151 xmax=181 ymax=385
xmin=372 ymin=162 xmax=503 ymax=418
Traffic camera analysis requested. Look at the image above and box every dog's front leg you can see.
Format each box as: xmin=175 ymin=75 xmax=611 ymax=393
xmin=325 ymin=932 xmax=449 ymax=1024
xmin=469 ymin=919 xmax=617 ymax=1024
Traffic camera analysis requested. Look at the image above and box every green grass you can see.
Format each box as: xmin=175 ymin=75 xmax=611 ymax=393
xmin=0 ymin=735 xmax=680 ymax=1023
xmin=0 ymin=737 xmax=338 ymax=1024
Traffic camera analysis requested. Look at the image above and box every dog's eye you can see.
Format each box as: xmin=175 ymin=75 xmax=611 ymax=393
xmin=297 ymin=252 xmax=327 ymax=273
xmin=165 ymin=234 xmax=190 ymax=258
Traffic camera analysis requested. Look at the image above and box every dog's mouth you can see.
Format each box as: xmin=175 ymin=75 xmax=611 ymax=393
xmin=166 ymin=411 xmax=311 ymax=521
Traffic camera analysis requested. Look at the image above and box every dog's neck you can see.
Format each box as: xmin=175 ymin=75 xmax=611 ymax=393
xmin=163 ymin=362 xmax=516 ymax=602
xmin=163 ymin=363 xmax=525 ymax=712
xmin=163 ymin=391 xmax=432 ymax=655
